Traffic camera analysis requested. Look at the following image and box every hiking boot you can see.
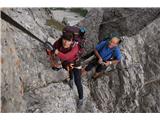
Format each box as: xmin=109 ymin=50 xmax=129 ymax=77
xmin=105 ymin=66 xmax=112 ymax=72
xmin=77 ymin=98 xmax=83 ymax=108
xmin=68 ymin=79 xmax=73 ymax=89
xmin=92 ymin=72 xmax=102 ymax=80
xmin=52 ymin=67 xmax=61 ymax=71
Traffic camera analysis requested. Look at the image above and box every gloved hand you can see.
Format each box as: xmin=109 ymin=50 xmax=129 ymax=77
xmin=44 ymin=41 xmax=56 ymax=52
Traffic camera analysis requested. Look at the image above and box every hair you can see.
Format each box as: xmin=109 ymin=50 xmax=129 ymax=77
xmin=62 ymin=32 xmax=73 ymax=41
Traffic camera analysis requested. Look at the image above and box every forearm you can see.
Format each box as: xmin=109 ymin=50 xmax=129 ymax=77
xmin=94 ymin=49 xmax=101 ymax=59
xmin=108 ymin=60 xmax=120 ymax=65
xmin=111 ymin=60 xmax=120 ymax=64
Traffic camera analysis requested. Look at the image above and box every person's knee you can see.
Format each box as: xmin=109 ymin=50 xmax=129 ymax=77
xmin=84 ymin=65 xmax=91 ymax=71
xmin=96 ymin=64 xmax=104 ymax=73
xmin=85 ymin=63 xmax=94 ymax=71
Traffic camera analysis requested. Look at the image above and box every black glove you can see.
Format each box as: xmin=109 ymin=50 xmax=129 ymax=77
xmin=44 ymin=41 xmax=56 ymax=53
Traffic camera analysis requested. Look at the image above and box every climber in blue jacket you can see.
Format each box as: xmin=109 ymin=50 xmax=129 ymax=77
xmin=83 ymin=33 xmax=122 ymax=79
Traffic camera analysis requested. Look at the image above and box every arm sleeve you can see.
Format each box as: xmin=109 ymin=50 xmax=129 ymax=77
xmin=95 ymin=41 xmax=107 ymax=51
xmin=57 ymin=44 xmax=79 ymax=61
xmin=114 ymin=47 xmax=122 ymax=61
xmin=53 ymin=39 xmax=61 ymax=49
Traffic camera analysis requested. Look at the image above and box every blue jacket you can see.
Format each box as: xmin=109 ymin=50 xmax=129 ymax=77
xmin=95 ymin=41 xmax=121 ymax=61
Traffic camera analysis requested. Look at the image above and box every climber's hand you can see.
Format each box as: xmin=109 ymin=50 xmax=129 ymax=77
xmin=55 ymin=49 xmax=59 ymax=55
xmin=105 ymin=61 xmax=110 ymax=66
xmin=69 ymin=63 xmax=74 ymax=69
xmin=46 ymin=49 xmax=52 ymax=55
xmin=44 ymin=41 xmax=55 ymax=52
xmin=98 ymin=58 xmax=103 ymax=64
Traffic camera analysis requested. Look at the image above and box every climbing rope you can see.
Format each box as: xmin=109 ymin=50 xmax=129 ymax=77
xmin=1 ymin=11 xmax=54 ymax=51
xmin=144 ymin=79 xmax=160 ymax=86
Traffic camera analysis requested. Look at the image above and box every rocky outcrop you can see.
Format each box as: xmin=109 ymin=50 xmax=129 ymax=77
xmin=1 ymin=8 xmax=160 ymax=113
xmin=50 ymin=10 xmax=84 ymax=26
xmin=1 ymin=8 xmax=68 ymax=112
xmin=99 ymin=8 xmax=160 ymax=39
xmin=89 ymin=8 xmax=160 ymax=112
xmin=78 ymin=8 xmax=104 ymax=55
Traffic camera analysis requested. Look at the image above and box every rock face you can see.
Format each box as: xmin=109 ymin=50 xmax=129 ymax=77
xmin=99 ymin=8 xmax=160 ymax=39
xmin=1 ymin=8 xmax=160 ymax=113
xmin=1 ymin=8 xmax=70 ymax=112
xmin=78 ymin=8 xmax=104 ymax=55
xmin=90 ymin=8 xmax=160 ymax=112
xmin=50 ymin=10 xmax=84 ymax=26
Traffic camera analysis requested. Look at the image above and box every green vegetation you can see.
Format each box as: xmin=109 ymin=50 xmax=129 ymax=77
xmin=49 ymin=8 xmax=88 ymax=17
xmin=46 ymin=8 xmax=88 ymax=30
xmin=52 ymin=8 xmax=67 ymax=10
xmin=24 ymin=84 xmax=30 ymax=93
xmin=46 ymin=19 xmax=65 ymax=31
xmin=69 ymin=8 xmax=88 ymax=17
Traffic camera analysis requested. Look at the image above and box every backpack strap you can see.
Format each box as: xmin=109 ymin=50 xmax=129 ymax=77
xmin=98 ymin=40 xmax=108 ymax=51
xmin=108 ymin=47 xmax=116 ymax=61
